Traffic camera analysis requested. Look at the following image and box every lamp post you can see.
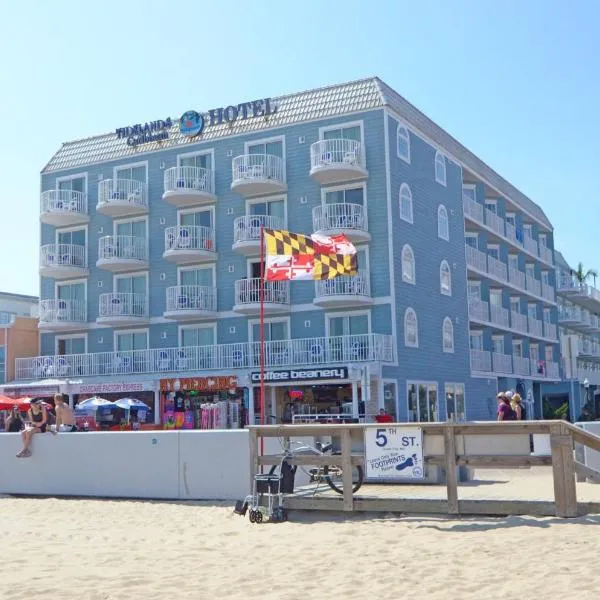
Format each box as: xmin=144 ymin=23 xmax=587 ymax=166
xmin=583 ymin=377 xmax=590 ymax=414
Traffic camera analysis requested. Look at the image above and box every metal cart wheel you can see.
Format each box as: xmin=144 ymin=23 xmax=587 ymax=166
xmin=249 ymin=510 xmax=256 ymax=523
xmin=254 ymin=510 xmax=263 ymax=524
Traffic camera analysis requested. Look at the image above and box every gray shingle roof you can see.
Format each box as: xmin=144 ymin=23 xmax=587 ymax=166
xmin=42 ymin=76 xmax=552 ymax=230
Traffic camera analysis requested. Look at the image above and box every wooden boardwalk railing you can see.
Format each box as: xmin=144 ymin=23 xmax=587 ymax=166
xmin=249 ymin=421 xmax=600 ymax=518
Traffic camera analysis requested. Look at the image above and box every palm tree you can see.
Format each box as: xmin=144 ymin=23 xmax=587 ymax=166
xmin=572 ymin=262 xmax=598 ymax=287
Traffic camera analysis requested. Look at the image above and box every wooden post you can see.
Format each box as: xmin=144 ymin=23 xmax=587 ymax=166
xmin=249 ymin=427 xmax=258 ymax=489
xmin=341 ymin=427 xmax=353 ymax=512
xmin=444 ymin=425 xmax=459 ymax=515
xmin=550 ymin=423 xmax=578 ymax=518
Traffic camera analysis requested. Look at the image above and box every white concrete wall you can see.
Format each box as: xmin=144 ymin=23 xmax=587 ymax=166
xmin=579 ymin=422 xmax=600 ymax=472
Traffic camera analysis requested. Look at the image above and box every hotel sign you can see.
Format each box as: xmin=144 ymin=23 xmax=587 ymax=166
xmin=250 ymin=368 xmax=348 ymax=384
xmin=115 ymin=119 xmax=173 ymax=147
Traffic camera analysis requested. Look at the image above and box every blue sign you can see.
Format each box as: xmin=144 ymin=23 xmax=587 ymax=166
xmin=179 ymin=110 xmax=205 ymax=137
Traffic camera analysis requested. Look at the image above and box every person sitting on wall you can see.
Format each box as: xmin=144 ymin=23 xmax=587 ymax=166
xmin=6 ymin=405 xmax=25 ymax=433
xmin=54 ymin=394 xmax=77 ymax=432
xmin=375 ymin=409 xmax=394 ymax=423
xmin=17 ymin=399 xmax=48 ymax=457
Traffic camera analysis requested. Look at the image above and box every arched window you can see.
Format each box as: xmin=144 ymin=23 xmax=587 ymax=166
xmin=399 ymin=183 xmax=413 ymax=224
xmin=438 ymin=204 xmax=449 ymax=241
xmin=443 ymin=317 xmax=454 ymax=353
xmin=402 ymin=244 xmax=415 ymax=284
xmin=440 ymin=260 xmax=452 ymax=296
xmin=404 ymin=308 xmax=418 ymax=348
xmin=397 ymin=124 xmax=410 ymax=163
xmin=435 ymin=151 xmax=446 ymax=185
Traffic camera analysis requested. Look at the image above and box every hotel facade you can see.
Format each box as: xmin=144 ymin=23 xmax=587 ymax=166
xmin=13 ymin=78 xmax=563 ymax=423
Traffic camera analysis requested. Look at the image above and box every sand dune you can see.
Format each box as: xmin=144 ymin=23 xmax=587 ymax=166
xmin=2 ymin=490 xmax=600 ymax=600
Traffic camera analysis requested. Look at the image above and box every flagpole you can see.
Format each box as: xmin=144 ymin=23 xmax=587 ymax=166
xmin=259 ymin=225 xmax=266 ymax=467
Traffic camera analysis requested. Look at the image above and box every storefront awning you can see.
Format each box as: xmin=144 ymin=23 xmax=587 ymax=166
xmin=0 ymin=379 xmax=82 ymax=396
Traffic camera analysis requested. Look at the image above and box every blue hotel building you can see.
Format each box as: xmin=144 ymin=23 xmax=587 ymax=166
xmin=15 ymin=77 xmax=561 ymax=424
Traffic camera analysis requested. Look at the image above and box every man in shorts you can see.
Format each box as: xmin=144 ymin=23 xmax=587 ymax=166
xmin=54 ymin=394 xmax=77 ymax=432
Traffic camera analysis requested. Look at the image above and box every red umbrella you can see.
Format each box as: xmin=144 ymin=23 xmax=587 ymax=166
xmin=0 ymin=396 xmax=30 ymax=411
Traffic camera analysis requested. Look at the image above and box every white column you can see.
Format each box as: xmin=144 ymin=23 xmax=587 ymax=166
xmin=248 ymin=385 xmax=255 ymax=425
xmin=154 ymin=389 xmax=160 ymax=425
xmin=269 ymin=387 xmax=276 ymax=423
xmin=377 ymin=377 xmax=384 ymax=411
xmin=351 ymin=381 xmax=359 ymax=418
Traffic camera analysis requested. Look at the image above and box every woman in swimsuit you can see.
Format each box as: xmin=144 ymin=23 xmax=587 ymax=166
xmin=17 ymin=399 xmax=48 ymax=458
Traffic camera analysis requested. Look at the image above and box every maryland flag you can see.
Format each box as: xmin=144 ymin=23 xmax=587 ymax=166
xmin=264 ymin=228 xmax=358 ymax=281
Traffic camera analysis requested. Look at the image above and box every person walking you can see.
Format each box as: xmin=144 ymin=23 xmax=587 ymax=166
xmin=512 ymin=393 xmax=526 ymax=420
xmin=17 ymin=399 xmax=48 ymax=457
xmin=497 ymin=392 xmax=516 ymax=421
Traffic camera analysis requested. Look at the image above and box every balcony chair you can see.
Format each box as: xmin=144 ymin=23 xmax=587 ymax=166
xmin=342 ymin=149 xmax=358 ymax=165
xmin=176 ymin=228 xmax=191 ymax=249
xmin=309 ymin=343 xmax=324 ymax=364
xmin=247 ymin=164 xmax=264 ymax=179
xmin=110 ymin=296 xmax=123 ymax=315
xmin=127 ymin=188 xmax=142 ymax=203
xmin=192 ymin=174 xmax=207 ymax=190
xmin=111 ymin=189 xmax=126 ymax=201
xmin=113 ymin=354 xmax=133 ymax=374
xmin=177 ymin=294 xmax=190 ymax=310
xmin=102 ymin=243 xmax=117 ymax=259
xmin=320 ymin=151 xmax=333 ymax=164
xmin=156 ymin=350 xmax=171 ymax=371
xmin=176 ymin=350 xmax=189 ymax=370
xmin=56 ymin=300 xmax=68 ymax=321
xmin=56 ymin=357 xmax=71 ymax=377
xmin=60 ymin=252 xmax=72 ymax=266
xmin=232 ymin=349 xmax=245 ymax=368
xmin=176 ymin=177 xmax=186 ymax=188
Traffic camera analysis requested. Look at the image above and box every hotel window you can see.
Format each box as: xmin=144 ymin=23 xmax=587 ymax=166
xmin=510 ymin=296 xmax=521 ymax=313
xmin=0 ymin=346 xmax=5 ymax=385
xmin=528 ymin=302 xmax=538 ymax=320
xmin=492 ymin=335 xmax=504 ymax=355
xmin=506 ymin=213 xmax=516 ymax=227
xmin=541 ymin=270 xmax=550 ymax=286
xmin=396 ymin=124 xmax=410 ymax=163
xmin=115 ymin=164 xmax=146 ymax=183
xmin=401 ymin=244 xmax=415 ymax=284
xmin=328 ymin=313 xmax=368 ymax=338
xmin=399 ymin=183 xmax=413 ymax=223
xmin=487 ymin=244 xmax=499 ymax=260
xmin=440 ymin=260 xmax=452 ymax=296
xmin=58 ymin=176 xmax=85 ymax=194
xmin=407 ymin=382 xmax=438 ymax=422
xmin=465 ymin=233 xmax=478 ymax=249
xmin=462 ymin=185 xmax=476 ymax=203
xmin=543 ymin=307 xmax=552 ymax=323
xmin=115 ymin=274 xmax=147 ymax=315
xmin=489 ymin=288 xmax=503 ymax=309
xmin=523 ymin=223 xmax=533 ymax=238
xmin=181 ymin=325 xmax=214 ymax=347
xmin=57 ymin=228 xmax=86 ymax=247
xmin=442 ymin=317 xmax=454 ymax=353
xmin=324 ymin=185 xmax=364 ymax=210
xmin=525 ymin=262 xmax=536 ymax=279
xmin=485 ymin=199 xmax=497 ymax=214
xmin=445 ymin=383 xmax=465 ymax=422
xmin=323 ymin=125 xmax=361 ymax=142
xmin=530 ymin=343 xmax=539 ymax=364
xmin=513 ymin=339 xmax=523 ymax=357
xmin=434 ymin=151 xmax=446 ymax=186
xmin=57 ymin=336 xmax=85 ymax=355
xmin=180 ymin=209 xmax=213 ymax=229
xmin=179 ymin=153 xmax=211 ymax=170
xmin=404 ymin=308 xmax=418 ymax=348
xmin=252 ymin=320 xmax=289 ymax=344
xmin=508 ymin=254 xmax=519 ymax=272
xmin=468 ymin=281 xmax=481 ymax=300
xmin=180 ymin=267 xmax=214 ymax=288
xmin=115 ymin=330 xmax=148 ymax=352
xmin=249 ymin=198 xmax=285 ymax=224
xmin=116 ymin=218 xmax=147 ymax=241
xmin=437 ymin=205 xmax=449 ymax=240
xmin=396 ymin=185 xmax=414 ymax=225
xmin=545 ymin=345 xmax=554 ymax=364
xmin=248 ymin=139 xmax=283 ymax=158
xmin=56 ymin=281 xmax=85 ymax=315
xmin=470 ymin=331 xmax=483 ymax=351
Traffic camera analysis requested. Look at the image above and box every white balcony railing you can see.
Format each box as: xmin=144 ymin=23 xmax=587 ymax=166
xmin=508 ymin=267 xmax=526 ymax=290
xmin=511 ymin=311 xmax=528 ymax=333
xmin=513 ymin=355 xmax=531 ymax=376
xmin=98 ymin=179 xmax=147 ymax=209
xmin=315 ymin=270 xmax=370 ymax=299
xmin=312 ymin=203 xmax=368 ymax=235
xmin=462 ymin=196 xmax=484 ymax=224
xmin=164 ymin=226 xmax=215 ymax=253
xmin=528 ymin=316 xmax=543 ymax=338
xmin=546 ymin=361 xmax=560 ymax=378
xmin=233 ymin=215 xmax=285 ymax=245
xmin=539 ymin=245 xmax=553 ymax=264
xmin=234 ymin=278 xmax=290 ymax=306
xmin=15 ymin=333 xmax=395 ymax=380
xmin=505 ymin=221 xmax=518 ymax=244
xmin=40 ymin=244 xmax=87 ymax=269
xmin=39 ymin=299 xmax=86 ymax=325
xmin=163 ymin=166 xmax=214 ymax=195
xmin=310 ymin=139 xmax=365 ymax=171
xmin=490 ymin=305 xmax=510 ymax=328
xmin=231 ymin=154 xmax=285 ymax=185
xmin=544 ymin=321 xmax=557 ymax=340
xmin=559 ymin=305 xmax=581 ymax=322
xmin=98 ymin=235 xmax=147 ymax=262
xmin=526 ymin=274 xmax=541 ymax=297
xmin=484 ymin=208 xmax=505 ymax=237
xmin=166 ymin=286 xmax=217 ymax=313
xmin=99 ymin=293 xmax=148 ymax=319
xmin=541 ymin=282 xmax=555 ymax=302
xmin=487 ymin=255 xmax=507 ymax=282
xmin=470 ymin=349 xmax=491 ymax=372
xmin=492 ymin=352 xmax=513 ymax=374
xmin=40 ymin=189 xmax=87 ymax=216
xmin=465 ymin=245 xmax=487 ymax=272
xmin=523 ymin=233 xmax=538 ymax=257
xmin=468 ymin=298 xmax=489 ymax=322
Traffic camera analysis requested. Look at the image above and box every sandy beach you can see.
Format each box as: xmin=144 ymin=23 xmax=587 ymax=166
xmin=3 ymin=469 xmax=600 ymax=600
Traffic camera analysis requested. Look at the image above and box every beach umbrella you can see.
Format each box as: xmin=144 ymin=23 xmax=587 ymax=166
xmin=76 ymin=396 xmax=112 ymax=409
xmin=114 ymin=398 xmax=149 ymax=411
xmin=0 ymin=396 xmax=29 ymax=411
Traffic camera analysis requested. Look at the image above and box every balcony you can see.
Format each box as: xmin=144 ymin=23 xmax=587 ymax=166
xmin=233 ymin=278 xmax=289 ymax=316
xmin=97 ymin=179 xmax=148 ymax=217
xmin=163 ymin=226 xmax=217 ymax=264
xmin=543 ymin=321 xmax=558 ymax=340
xmin=231 ymin=154 xmax=286 ymax=196
xmin=40 ymin=190 xmax=89 ymax=227
xmin=492 ymin=352 xmax=513 ymax=374
xmin=232 ymin=215 xmax=285 ymax=255
xmin=511 ymin=311 xmax=528 ymax=334
xmin=526 ymin=274 xmax=541 ymax=297
xmin=546 ymin=361 xmax=560 ymax=379
xmin=470 ymin=349 xmax=491 ymax=372
xmin=38 ymin=299 xmax=86 ymax=331
xmin=556 ymin=273 xmax=600 ymax=312
xmin=162 ymin=166 xmax=216 ymax=207
xmin=462 ymin=196 xmax=484 ymax=224
xmin=539 ymin=245 xmax=553 ymax=264
xmin=312 ymin=203 xmax=370 ymax=243
xmin=468 ymin=298 xmax=489 ymax=322
xmin=14 ymin=333 xmax=395 ymax=380
xmin=465 ymin=245 xmax=487 ymax=272
xmin=508 ymin=267 xmax=526 ymax=290
xmin=309 ymin=139 xmax=367 ymax=185
xmin=528 ymin=316 xmax=543 ymax=338
xmin=484 ymin=208 xmax=505 ymax=238
xmin=578 ymin=339 xmax=600 ymax=359
xmin=541 ymin=282 xmax=555 ymax=303
xmin=97 ymin=292 xmax=149 ymax=327
xmin=313 ymin=270 xmax=372 ymax=308
xmin=163 ymin=286 xmax=217 ymax=321
xmin=39 ymin=244 xmax=88 ymax=279
xmin=523 ymin=233 xmax=538 ymax=257
xmin=559 ymin=305 xmax=583 ymax=328
xmin=513 ymin=355 xmax=531 ymax=376
xmin=487 ymin=255 xmax=507 ymax=282
xmin=490 ymin=305 xmax=510 ymax=328
xmin=97 ymin=236 xmax=148 ymax=272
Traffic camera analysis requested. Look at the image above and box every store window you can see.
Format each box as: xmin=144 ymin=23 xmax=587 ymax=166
xmin=443 ymin=317 xmax=454 ymax=353
xmin=399 ymin=183 xmax=413 ymax=224
xmin=397 ymin=124 xmax=410 ymax=163
xmin=434 ymin=151 xmax=446 ymax=185
xmin=383 ymin=381 xmax=397 ymax=420
xmin=438 ymin=205 xmax=449 ymax=241
xmin=407 ymin=382 xmax=438 ymax=422
xmin=404 ymin=308 xmax=418 ymax=348
xmin=445 ymin=383 xmax=465 ymax=422
xmin=440 ymin=260 xmax=452 ymax=295
xmin=57 ymin=336 xmax=86 ymax=355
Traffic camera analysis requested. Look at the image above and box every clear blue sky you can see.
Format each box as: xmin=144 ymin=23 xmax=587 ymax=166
xmin=1 ymin=0 xmax=599 ymax=296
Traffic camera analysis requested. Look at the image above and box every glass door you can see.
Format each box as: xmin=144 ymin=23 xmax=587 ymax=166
xmin=408 ymin=382 xmax=438 ymax=422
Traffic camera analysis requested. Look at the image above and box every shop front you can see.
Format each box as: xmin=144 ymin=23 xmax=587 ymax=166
xmin=249 ymin=366 xmax=373 ymax=424
xmin=159 ymin=375 xmax=245 ymax=430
